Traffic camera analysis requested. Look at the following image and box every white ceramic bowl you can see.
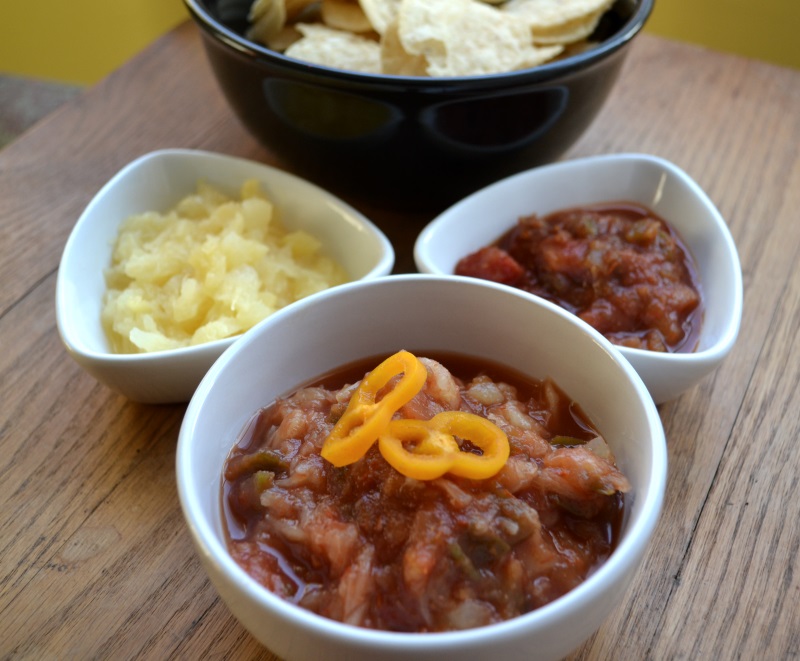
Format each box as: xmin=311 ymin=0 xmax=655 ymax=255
xmin=414 ymin=153 xmax=743 ymax=403
xmin=55 ymin=149 xmax=394 ymax=403
xmin=177 ymin=275 xmax=667 ymax=661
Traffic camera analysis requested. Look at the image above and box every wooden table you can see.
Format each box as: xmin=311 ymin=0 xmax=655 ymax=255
xmin=2 ymin=20 xmax=799 ymax=660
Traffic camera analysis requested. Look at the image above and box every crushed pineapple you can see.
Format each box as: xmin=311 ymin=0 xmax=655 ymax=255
xmin=102 ymin=179 xmax=349 ymax=353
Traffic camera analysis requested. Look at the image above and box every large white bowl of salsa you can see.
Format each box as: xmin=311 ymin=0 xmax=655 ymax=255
xmin=177 ymin=274 xmax=667 ymax=661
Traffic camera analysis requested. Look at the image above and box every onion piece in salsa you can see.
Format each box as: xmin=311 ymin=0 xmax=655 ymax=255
xmin=223 ymin=352 xmax=631 ymax=632
xmin=455 ymin=202 xmax=703 ymax=352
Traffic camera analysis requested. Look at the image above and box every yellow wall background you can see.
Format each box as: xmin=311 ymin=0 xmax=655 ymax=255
xmin=646 ymin=0 xmax=798 ymax=72
xmin=0 ymin=0 xmax=798 ymax=86
xmin=0 ymin=1 xmax=188 ymax=85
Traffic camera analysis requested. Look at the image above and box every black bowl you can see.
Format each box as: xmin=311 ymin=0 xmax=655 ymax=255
xmin=184 ymin=0 xmax=653 ymax=211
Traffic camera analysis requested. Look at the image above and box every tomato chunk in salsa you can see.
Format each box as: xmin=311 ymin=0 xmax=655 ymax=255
xmin=223 ymin=353 xmax=631 ymax=632
xmin=455 ymin=203 xmax=703 ymax=352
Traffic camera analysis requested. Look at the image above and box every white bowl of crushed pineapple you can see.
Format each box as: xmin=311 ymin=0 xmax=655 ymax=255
xmin=56 ymin=149 xmax=395 ymax=403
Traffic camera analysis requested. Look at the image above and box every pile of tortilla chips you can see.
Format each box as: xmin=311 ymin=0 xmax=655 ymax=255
xmin=246 ymin=0 xmax=615 ymax=76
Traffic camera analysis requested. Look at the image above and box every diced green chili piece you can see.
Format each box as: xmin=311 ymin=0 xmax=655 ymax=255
xmin=550 ymin=435 xmax=584 ymax=447
xmin=233 ymin=470 xmax=275 ymax=511
xmin=462 ymin=530 xmax=512 ymax=567
xmin=448 ymin=543 xmax=481 ymax=581
xmin=225 ymin=449 xmax=288 ymax=480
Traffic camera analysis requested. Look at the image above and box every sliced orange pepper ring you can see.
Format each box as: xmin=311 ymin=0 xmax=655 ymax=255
xmin=320 ymin=350 xmax=427 ymax=467
xmin=377 ymin=419 xmax=461 ymax=480
xmin=378 ymin=411 xmax=510 ymax=481
xmin=445 ymin=412 xmax=510 ymax=479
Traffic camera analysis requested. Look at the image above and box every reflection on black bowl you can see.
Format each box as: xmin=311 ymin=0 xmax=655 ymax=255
xmin=184 ymin=0 xmax=653 ymax=211
xmin=265 ymin=79 xmax=404 ymax=142
xmin=419 ymin=85 xmax=568 ymax=154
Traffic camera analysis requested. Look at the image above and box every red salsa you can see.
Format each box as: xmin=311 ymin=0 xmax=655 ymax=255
xmin=455 ymin=203 xmax=703 ymax=352
xmin=223 ymin=353 xmax=631 ymax=632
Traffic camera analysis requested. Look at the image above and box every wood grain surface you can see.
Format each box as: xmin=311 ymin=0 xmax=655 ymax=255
xmin=1 ymin=21 xmax=799 ymax=660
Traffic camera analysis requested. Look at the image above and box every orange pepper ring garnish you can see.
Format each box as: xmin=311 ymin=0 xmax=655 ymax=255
xmin=378 ymin=411 xmax=510 ymax=481
xmin=377 ymin=419 xmax=461 ymax=480
xmin=320 ymin=350 xmax=427 ymax=467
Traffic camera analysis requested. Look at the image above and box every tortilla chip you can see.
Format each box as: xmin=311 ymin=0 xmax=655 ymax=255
xmin=246 ymin=0 xmax=607 ymax=75
xmin=502 ymin=0 xmax=614 ymax=44
xmin=359 ymin=0 xmax=402 ymax=35
xmin=247 ymin=0 xmax=287 ymax=44
xmin=284 ymin=23 xmax=383 ymax=72
xmin=381 ymin=19 xmax=429 ymax=75
xmin=397 ymin=0 xmax=561 ymax=77
xmin=527 ymin=8 xmax=606 ymax=45
xmin=322 ymin=0 xmax=375 ymax=33
xmin=502 ymin=0 xmax=614 ymax=28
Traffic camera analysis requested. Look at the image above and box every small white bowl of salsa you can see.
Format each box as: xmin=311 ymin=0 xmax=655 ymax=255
xmin=414 ymin=153 xmax=743 ymax=403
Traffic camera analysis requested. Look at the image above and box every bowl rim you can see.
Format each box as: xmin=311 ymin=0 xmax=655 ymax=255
xmin=413 ymin=151 xmax=744 ymax=367
xmin=55 ymin=147 xmax=396 ymax=364
xmin=177 ymin=273 xmax=668 ymax=649
xmin=182 ymin=0 xmax=655 ymax=87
